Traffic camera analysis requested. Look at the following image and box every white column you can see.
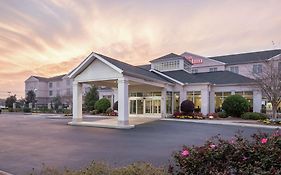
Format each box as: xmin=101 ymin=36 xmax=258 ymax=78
xmin=253 ymin=90 xmax=262 ymax=112
xmin=179 ymin=88 xmax=186 ymax=104
xmin=161 ymin=88 xmax=167 ymax=118
xmin=117 ymin=78 xmax=129 ymax=125
xmin=201 ymin=87 xmax=210 ymax=115
xmin=72 ymin=82 xmax=83 ymax=123
xmin=209 ymin=91 xmax=215 ymax=113
xmin=112 ymin=88 xmax=118 ymax=103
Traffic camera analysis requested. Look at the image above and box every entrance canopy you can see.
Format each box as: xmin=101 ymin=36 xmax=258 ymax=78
xmin=68 ymin=52 xmax=171 ymax=127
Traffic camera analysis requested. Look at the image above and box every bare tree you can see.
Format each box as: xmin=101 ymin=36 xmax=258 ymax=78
xmin=253 ymin=61 xmax=281 ymax=118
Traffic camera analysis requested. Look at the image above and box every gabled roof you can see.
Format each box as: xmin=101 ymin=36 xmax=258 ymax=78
xmin=209 ymin=49 xmax=281 ymax=65
xmin=162 ymin=70 xmax=254 ymax=85
xmin=31 ymin=74 xmax=66 ymax=82
xmin=95 ymin=53 xmax=171 ymax=83
xmin=137 ymin=64 xmax=151 ymax=70
xmin=162 ymin=70 xmax=206 ymax=84
xmin=150 ymin=53 xmax=191 ymax=64
xmin=194 ymin=71 xmax=254 ymax=84
xmin=32 ymin=76 xmax=49 ymax=82
xmin=48 ymin=74 xmax=67 ymax=81
xmin=69 ymin=52 xmax=172 ymax=84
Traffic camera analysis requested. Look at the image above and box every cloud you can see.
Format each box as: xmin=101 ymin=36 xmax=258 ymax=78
xmin=0 ymin=0 xmax=281 ymax=98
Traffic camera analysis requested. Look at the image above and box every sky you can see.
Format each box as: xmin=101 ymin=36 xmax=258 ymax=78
xmin=0 ymin=0 xmax=280 ymax=98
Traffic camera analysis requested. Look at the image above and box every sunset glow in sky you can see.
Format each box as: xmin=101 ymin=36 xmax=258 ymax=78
xmin=0 ymin=0 xmax=281 ymax=98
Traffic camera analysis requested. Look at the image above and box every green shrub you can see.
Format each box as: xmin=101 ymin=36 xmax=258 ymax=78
xmin=94 ymin=98 xmax=111 ymax=113
xmin=217 ymin=111 xmax=227 ymax=118
xmin=241 ymin=112 xmax=268 ymax=120
xmin=222 ymin=95 xmax=250 ymax=117
xmin=8 ymin=108 xmax=13 ymax=112
xmin=171 ymin=130 xmax=281 ymax=175
xmin=30 ymin=162 xmax=168 ymax=175
xmin=23 ymin=107 xmax=31 ymax=113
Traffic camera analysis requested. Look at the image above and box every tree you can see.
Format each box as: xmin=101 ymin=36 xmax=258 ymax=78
xmin=222 ymin=95 xmax=250 ymax=117
xmin=5 ymin=95 xmax=17 ymax=108
xmin=253 ymin=61 xmax=281 ymax=119
xmin=26 ymin=90 xmax=36 ymax=106
xmin=84 ymin=86 xmax=99 ymax=111
xmin=52 ymin=96 xmax=62 ymax=110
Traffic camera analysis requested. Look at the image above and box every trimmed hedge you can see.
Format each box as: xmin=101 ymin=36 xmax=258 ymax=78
xmin=180 ymin=100 xmax=194 ymax=114
xmin=217 ymin=111 xmax=227 ymax=118
xmin=94 ymin=98 xmax=111 ymax=113
xmin=222 ymin=95 xmax=250 ymax=117
xmin=241 ymin=112 xmax=268 ymax=120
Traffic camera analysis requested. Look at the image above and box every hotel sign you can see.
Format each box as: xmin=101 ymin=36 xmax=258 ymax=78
xmin=186 ymin=56 xmax=203 ymax=64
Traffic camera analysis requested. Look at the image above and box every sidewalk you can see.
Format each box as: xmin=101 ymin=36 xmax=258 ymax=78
xmin=162 ymin=118 xmax=280 ymax=129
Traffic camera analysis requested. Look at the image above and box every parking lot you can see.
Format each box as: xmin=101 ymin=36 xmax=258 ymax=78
xmin=0 ymin=113 xmax=275 ymax=174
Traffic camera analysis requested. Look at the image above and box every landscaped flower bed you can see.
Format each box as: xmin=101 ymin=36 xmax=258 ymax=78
xmin=259 ymin=119 xmax=281 ymax=125
xmin=173 ymin=112 xmax=204 ymax=119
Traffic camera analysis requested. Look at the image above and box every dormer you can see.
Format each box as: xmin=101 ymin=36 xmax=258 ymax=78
xmin=150 ymin=53 xmax=192 ymax=73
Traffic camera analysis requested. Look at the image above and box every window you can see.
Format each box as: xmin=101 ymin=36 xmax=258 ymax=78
xmin=253 ymin=64 xmax=262 ymax=74
xmin=209 ymin=67 xmax=218 ymax=72
xmin=278 ymin=62 xmax=281 ymax=72
xmin=173 ymin=92 xmax=180 ymax=112
xmin=229 ymin=66 xmax=239 ymax=74
xmin=49 ymin=82 xmax=53 ymax=88
xmin=49 ymin=90 xmax=53 ymax=96
xmin=187 ymin=91 xmax=201 ymax=110
xmin=154 ymin=60 xmax=180 ymax=71
xmin=192 ymin=69 xmax=198 ymax=73
xmin=215 ymin=92 xmax=231 ymax=112
xmin=166 ymin=92 xmax=173 ymax=114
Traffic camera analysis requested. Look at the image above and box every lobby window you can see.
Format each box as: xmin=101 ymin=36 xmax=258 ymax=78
xmin=192 ymin=69 xmax=198 ymax=73
xmin=49 ymin=82 xmax=53 ymax=88
xmin=209 ymin=67 xmax=218 ymax=72
xmin=253 ymin=64 xmax=262 ymax=74
xmin=166 ymin=92 xmax=173 ymax=114
xmin=49 ymin=90 xmax=53 ymax=97
xmin=173 ymin=92 xmax=180 ymax=112
xmin=187 ymin=91 xmax=201 ymax=111
xmin=229 ymin=66 xmax=239 ymax=74
xmin=215 ymin=92 xmax=231 ymax=112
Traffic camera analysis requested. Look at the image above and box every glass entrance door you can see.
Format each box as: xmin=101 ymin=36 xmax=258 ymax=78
xmin=129 ymin=97 xmax=161 ymax=116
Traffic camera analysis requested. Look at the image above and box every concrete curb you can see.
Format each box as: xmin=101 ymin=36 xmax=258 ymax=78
xmin=0 ymin=170 xmax=13 ymax=175
xmin=68 ymin=121 xmax=135 ymax=129
xmin=161 ymin=118 xmax=280 ymax=129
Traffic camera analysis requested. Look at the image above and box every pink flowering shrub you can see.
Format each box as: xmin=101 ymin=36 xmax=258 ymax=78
xmin=170 ymin=129 xmax=281 ymax=175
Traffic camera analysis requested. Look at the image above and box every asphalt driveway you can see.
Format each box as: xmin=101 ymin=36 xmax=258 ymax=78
xmin=0 ymin=113 xmax=276 ymax=174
